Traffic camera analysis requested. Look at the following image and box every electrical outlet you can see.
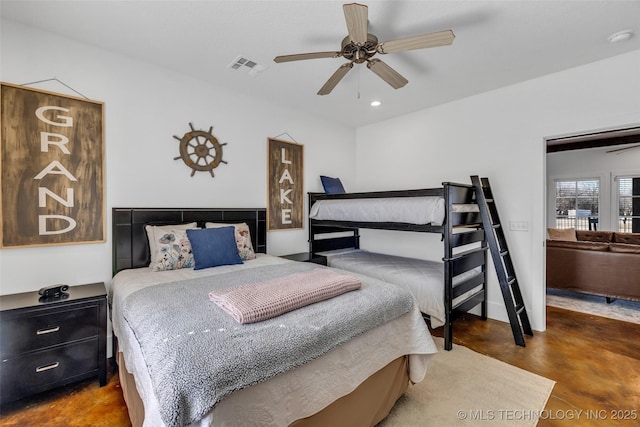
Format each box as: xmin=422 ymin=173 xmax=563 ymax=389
xmin=509 ymin=220 xmax=529 ymax=231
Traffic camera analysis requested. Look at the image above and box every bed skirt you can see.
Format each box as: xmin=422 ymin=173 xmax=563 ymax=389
xmin=117 ymin=351 xmax=410 ymax=427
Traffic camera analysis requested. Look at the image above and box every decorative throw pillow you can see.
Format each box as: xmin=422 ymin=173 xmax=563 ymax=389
xmin=205 ymin=222 xmax=256 ymax=260
xmin=145 ymin=222 xmax=197 ymax=266
xmin=186 ymin=227 xmax=243 ymax=270
xmin=147 ymin=226 xmax=197 ymax=271
xmin=546 ymin=227 xmax=577 ymax=241
xmin=320 ymin=175 xmax=346 ymax=194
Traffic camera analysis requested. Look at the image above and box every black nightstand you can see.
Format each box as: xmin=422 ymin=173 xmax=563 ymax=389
xmin=280 ymin=252 xmax=328 ymax=266
xmin=0 ymin=282 xmax=107 ymax=404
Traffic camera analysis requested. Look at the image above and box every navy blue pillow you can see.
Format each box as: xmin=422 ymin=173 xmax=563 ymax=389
xmin=186 ymin=227 xmax=243 ymax=270
xmin=320 ymin=176 xmax=346 ymax=194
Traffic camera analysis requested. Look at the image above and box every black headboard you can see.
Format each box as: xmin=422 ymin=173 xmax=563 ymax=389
xmin=112 ymin=208 xmax=267 ymax=276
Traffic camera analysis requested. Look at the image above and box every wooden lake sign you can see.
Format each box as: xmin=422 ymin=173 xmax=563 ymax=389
xmin=0 ymin=82 xmax=105 ymax=247
xmin=267 ymin=138 xmax=303 ymax=230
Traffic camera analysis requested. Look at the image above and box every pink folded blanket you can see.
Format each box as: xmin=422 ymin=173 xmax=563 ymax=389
xmin=209 ymin=268 xmax=362 ymax=324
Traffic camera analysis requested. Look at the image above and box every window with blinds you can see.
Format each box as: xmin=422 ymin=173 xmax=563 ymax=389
xmin=617 ymin=176 xmax=640 ymax=233
xmin=554 ymin=179 xmax=600 ymax=230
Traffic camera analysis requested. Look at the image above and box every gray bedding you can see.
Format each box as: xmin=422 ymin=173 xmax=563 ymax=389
xmin=324 ymin=249 xmax=483 ymax=328
xmin=122 ymin=261 xmax=414 ymax=427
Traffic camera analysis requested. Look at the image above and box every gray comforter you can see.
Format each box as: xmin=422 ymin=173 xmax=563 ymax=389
xmin=122 ymin=261 xmax=414 ymax=427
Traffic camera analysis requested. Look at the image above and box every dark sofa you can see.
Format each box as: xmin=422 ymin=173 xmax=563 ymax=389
xmin=546 ymin=229 xmax=640 ymax=303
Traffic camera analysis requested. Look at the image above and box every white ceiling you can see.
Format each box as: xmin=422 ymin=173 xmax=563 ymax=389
xmin=2 ymin=0 xmax=640 ymax=128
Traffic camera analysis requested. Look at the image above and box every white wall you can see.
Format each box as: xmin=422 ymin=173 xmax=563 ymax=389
xmin=0 ymin=20 xmax=356 ymax=296
xmin=354 ymin=50 xmax=640 ymax=331
xmin=547 ymin=145 xmax=640 ymax=231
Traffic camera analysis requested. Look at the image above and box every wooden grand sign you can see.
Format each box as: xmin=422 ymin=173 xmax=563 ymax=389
xmin=267 ymin=138 xmax=303 ymax=230
xmin=0 ymin=82 xmax=105 ymax=247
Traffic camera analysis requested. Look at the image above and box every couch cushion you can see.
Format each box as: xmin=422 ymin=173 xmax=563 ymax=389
xmin=612 ymin=232 xmax=640 ymax=245
xmin=546 ymin=240 xmax=609 ymax=251
xmin=609 ymin=243 xmax=640 ymax=254
xmin=547 ymin=227 xmax=577 ymax=241
xmin=576 ymin=230 xmax=613 ymax=243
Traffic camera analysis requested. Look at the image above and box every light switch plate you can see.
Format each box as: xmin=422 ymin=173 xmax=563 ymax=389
xmin=510 ymin=220 xmax=529 ymax=231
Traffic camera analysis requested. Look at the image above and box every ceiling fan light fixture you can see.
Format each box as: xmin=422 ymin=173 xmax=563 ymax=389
xmin=370 ymin=100 xmax=381 ymax=107
xmin=607 ymin=30 xmax=633 ymax=44
xmin=273 ymin=2 xmax=454 ymax=95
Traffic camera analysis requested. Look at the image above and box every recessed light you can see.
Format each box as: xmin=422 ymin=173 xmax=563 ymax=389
xmin=608 ymin=30 xmax=633 ymax=44
xmin=370 ymin=100 xmax=381 ymax=107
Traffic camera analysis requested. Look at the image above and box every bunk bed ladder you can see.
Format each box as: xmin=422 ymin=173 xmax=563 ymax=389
xmin=471 ymin=176 xmax=533 ymax=347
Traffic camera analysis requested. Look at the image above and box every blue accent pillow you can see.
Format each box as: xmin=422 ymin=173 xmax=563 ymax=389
xmin=186 ymin=227 xmax=243 ymax=270
xmin=320 ymin=176 xmax=346 ymax=194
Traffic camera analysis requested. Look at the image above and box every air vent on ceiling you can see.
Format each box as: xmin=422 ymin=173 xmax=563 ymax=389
xmin=227 ymin=55 xmax=265 ymax=76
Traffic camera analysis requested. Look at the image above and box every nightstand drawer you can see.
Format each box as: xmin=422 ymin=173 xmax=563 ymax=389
xmin=0 ymin=338 xmax=99 ymax=402
xmin=1 ymin=306 xmax=99 ymax=356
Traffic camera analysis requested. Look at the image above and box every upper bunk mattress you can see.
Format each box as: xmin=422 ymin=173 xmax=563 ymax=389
xmin=309 ymin=196 xmax=446 ymax=226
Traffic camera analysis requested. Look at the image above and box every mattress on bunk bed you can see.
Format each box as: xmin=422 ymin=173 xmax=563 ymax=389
xmin=309 ymin=196 xmax=446 ymax=225
xmin=321 ymin=249 xmax=483 ymax=328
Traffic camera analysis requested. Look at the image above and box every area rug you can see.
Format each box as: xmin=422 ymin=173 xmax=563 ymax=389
xmin=546 ymin=288 xmax=640 ymax=325
xmin=379 ymin=337 xmax=555 ymax=427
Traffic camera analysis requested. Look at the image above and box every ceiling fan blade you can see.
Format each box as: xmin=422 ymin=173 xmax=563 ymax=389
xmin=606 ymin=144 xmax=640 ymax=153
xmin=318 ymin=62 xmax=354 ymax=95
xmin=343 ymin=3 xmax=368 ymax=44
xmin=378 ymin=30 xmax=455 ymax=54
xmin=367 ymin=59 xmax=408 ymax=89
xmin=274 ymin=51 xmax=341 ymax=63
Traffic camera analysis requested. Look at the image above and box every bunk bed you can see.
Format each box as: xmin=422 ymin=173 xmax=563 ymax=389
xmin=110 ymin=208 xmax=437 ymax=427
xmin=308 ymin=182 xmax=488 ymax=351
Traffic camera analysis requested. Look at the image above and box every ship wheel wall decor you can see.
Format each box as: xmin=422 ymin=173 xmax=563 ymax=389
xmin=173 ymin=123 xmax=228 ymax=177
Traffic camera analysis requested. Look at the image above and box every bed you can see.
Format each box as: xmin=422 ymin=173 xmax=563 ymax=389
xmin=110 ymin=207 xmax=437 ymax=427
xmin=308 ymin=182 xmax=489 ymax=351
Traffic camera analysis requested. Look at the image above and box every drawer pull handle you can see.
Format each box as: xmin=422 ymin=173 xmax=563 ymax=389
xmin=37 ymin=326 xmax=60 ymax=335
xmin=35 ymin=362 xmax=60 ymax=373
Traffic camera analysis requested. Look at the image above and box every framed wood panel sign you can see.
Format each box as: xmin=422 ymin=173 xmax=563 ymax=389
xmin=0 ymin=82 xmax=105 ymax=248
xmin=267 ymin=138 xmax=303 ymax=230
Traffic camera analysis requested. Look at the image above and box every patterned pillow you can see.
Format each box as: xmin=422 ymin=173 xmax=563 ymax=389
xmin=205 ymin=222 xmax=256 ymax=260
xmin=145 ymin=222 xmax=197 ymax=263
xmin=146 ymin=224 xmax=198 ymax=271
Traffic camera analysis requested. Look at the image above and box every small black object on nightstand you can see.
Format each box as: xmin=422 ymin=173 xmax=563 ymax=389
xmin=280 ymin=252 xmax=328 ymax=266
xmin=38 ymin=284 xmax=69 ymax=300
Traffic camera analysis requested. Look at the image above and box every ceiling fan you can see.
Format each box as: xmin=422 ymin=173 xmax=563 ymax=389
xmin=273 ymin=2 xmax=455 ymax=95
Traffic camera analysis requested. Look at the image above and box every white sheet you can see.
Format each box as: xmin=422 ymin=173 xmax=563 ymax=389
xmin=110 ymin=254 xmax=437 ymax=427
xmin=309 ymin=196 xmax=446 ymax=225
xmin=320 ymin=249 xmax=483 ymax=328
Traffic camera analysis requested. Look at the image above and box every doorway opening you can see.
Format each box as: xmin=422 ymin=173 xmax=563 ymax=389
xmin=544 ymin=124 xmax=640 ymax=322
